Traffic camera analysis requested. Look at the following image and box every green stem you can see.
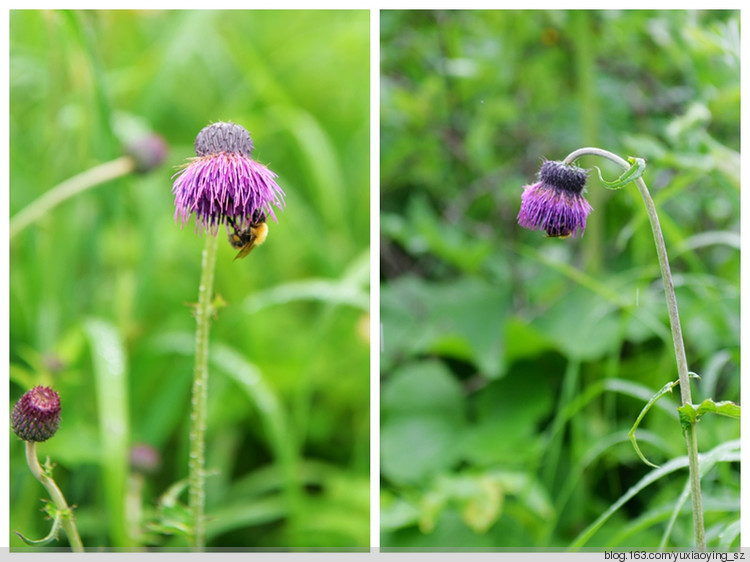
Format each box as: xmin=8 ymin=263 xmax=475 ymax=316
xmin=562 ymin=147 xmax=705 ymax=550
xmin=571 ymin=11 xmax=602 ymax=274
xmin=9 ymin=156 xmax=136 ymax=240
xmin=188 ymin=233 xmax=219 ymax=550
xmin=684 ymin=422 xmax=703 ymax=547
xmin=25 ymin=441 xmax=84 ymax=552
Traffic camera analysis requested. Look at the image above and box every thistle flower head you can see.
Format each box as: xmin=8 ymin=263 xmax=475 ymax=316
xmin=11 ymin=386 xmax=61 ymax=442
xmin=172 ymin=122 xmax=285 ymax=234
xmin=517 ymin=160 xmax=592 ymax=238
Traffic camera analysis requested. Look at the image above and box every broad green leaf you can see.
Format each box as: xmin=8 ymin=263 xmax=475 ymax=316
xmin=503 ymin=317 xmax=555 ymax=364
xmin=380 ymin=494 xmax=421 ymax=531
xmin=381 ymin=414 xmax=464 ymax=485
xmin=382 ymin=360 xmax=465 ymax=420
xmin=408 ymin=195 xmax=494 ymax=273
xmin=530 ymin=286 xmax=621 ymax=361
xmin=462 ymin=374 xmax=553 ymax=466
xmin=381 ymin=275 xmax=509 ymax=378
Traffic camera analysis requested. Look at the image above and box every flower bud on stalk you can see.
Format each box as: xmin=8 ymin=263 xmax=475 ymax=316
xmin=11 ymin=386 xmax=61 ymax=443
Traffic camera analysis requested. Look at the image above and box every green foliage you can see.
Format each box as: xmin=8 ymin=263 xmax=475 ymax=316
xmin=381 ymin=10 xmax=739 ymax=549
xmin=678 ymin=399 xmax=741 ymax=432
xmin=10 ymin=10 xmax=369 ymax=549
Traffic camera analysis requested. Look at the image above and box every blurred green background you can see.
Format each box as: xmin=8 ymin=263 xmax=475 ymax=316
xmin=9 ymin=10 xmax=369 ymax=549
xmin=380 ymin=10 xmax=739 ymax=549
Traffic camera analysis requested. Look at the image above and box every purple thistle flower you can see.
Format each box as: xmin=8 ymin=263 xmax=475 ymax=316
xmin=172 ymin=122 xmax=285 ymax=234
xmin=517 ymin=160 xmax=592 ymax=238
xmin=11 ymin=386 xmax=61 ymax=442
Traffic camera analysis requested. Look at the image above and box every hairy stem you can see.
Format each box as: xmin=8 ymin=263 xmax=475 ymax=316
xmin=188 ymin=233 xmax=219 ymax=550
xmin=25 ymin=441 xmax=84 ymax=552
xmin=9 ymin=156 xmax=136 ymax=240
xmin=562 ymin=147 xmax=705 ymax=551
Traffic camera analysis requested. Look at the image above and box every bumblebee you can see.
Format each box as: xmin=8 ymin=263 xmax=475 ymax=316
xmin=226 ymin=211 xmax=268 ymax=260
xmin=543 ymin=223 xmax=572 ymax=239
xmin=544 ymin=229 xmax=572 ymax=239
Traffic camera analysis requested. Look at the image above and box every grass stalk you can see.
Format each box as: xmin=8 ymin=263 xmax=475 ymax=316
xmin=9 ymin=156 xmax=135 ymax=240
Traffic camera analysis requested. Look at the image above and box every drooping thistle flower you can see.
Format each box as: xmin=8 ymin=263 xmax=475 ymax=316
xmin=171 ymin=121 xmax=285 ymax=239
xmin=11 ymin=386 xmax=61 ymax=443
xmin=517 ymin=160 xmax=592 ymax=238
xmin=517 ymin=147 xmax=723 ymax=551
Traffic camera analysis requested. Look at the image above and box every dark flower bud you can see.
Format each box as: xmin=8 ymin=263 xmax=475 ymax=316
xmin=11 ymin=386 xmax=61 ymax=442
xmin=126 ymin=134 xmax=169 ymax=174
xmin=42 ymin=353 xmax=65 ymax=374
xmin=129 ymin=443 xmax=161 ymax=474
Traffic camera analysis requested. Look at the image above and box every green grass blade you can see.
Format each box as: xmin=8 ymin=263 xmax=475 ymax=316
xmin=242 ymin=277 xmax=369 ymax=314
xmin=209 ymin=343 xmax=302 ymax=536
xmin=84 ymin=318 xmax=132 ymax=547
xmin=568 ymin=439 xmax=740 ymax=550
xmin=660 ymin=441 xmax=741 ymax=549
xmin=243 ymin=250 xmax=370 ymax=314
xmin=717 ymin=520 xmax=741 ymax=550
xmin=548 ymin=428 xmax=668 ymax=541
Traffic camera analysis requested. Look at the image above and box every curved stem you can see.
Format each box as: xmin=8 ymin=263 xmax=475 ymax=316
xmin=563 ymin=147 xmax=705 ymax=551
xmin=10 ymin=156 xmax=136 ymax=240
xmin=188 ymin=233 xmax=219 ymax=550
xmin=25 ymin=441 xmax=85 ymax=552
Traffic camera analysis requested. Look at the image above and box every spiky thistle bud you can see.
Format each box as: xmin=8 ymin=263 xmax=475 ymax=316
xmin=11 ymin=386 xmax=61 ymax=442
